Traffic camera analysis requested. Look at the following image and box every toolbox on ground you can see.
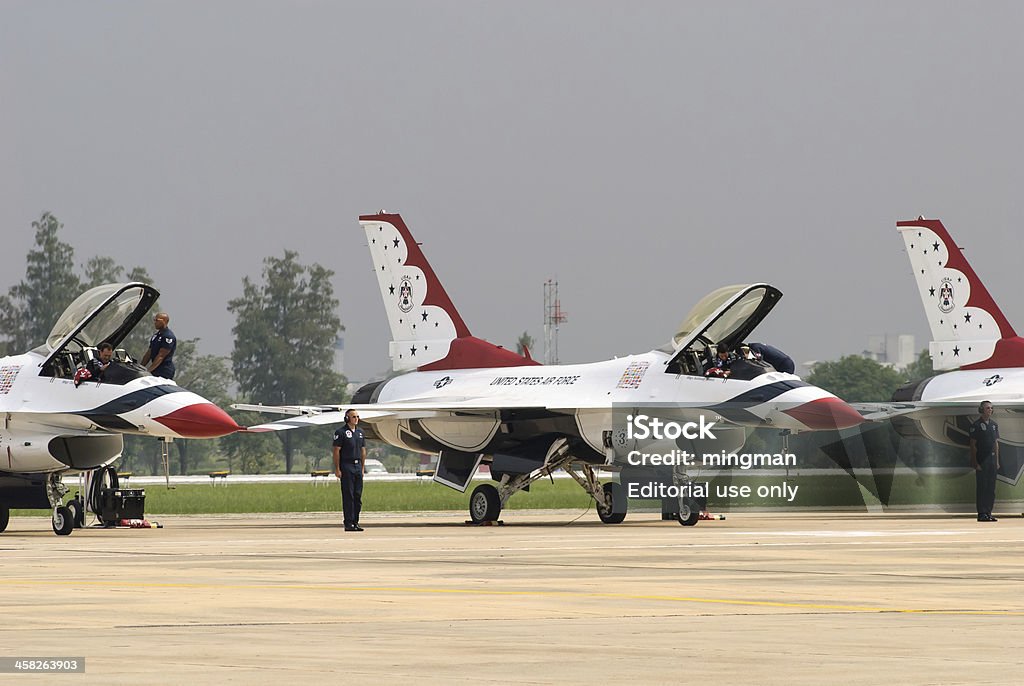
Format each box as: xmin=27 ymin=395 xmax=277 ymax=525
xmin=99 ymin=488 xmax=146 ymax=521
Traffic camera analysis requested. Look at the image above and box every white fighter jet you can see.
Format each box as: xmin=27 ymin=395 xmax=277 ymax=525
xmin=240 ymin=213 xmax=863 ymax=525
xmin=0 ymin=282 xmax=241 ymax=535
xmin=872 ymin=217 xmax=1024 ymax=484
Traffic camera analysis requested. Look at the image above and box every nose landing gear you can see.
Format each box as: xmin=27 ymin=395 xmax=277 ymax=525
xmin=52 ymin=505 xmax=74 ymax=536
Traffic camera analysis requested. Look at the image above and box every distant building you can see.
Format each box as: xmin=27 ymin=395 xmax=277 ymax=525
xmin=862 ymin=334 xmax=915 ymax=370
xmin=333 ymin=336 xmax=345 ymax=376
xmin=802 ymin=333 xmax=917 ymax=376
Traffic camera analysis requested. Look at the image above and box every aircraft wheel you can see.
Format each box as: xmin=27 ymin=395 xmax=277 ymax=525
xmin=597 ymin=482 xmax=626 ymax=524
xmin=0 ymin=506 xmax=9 ymax=533
xmin=676 ymin=499 xmax=700 ymax=527
xmin=67 ymin=499 xmax=85 ymax=528
xmin=469 ymin=484 xmax=501 ymax=523
xmin=52 ymin=506 xmax=75 ymax=536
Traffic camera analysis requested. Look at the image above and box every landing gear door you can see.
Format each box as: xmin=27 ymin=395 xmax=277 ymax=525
xmin=434 ymin=449 xmax=484 ymax=492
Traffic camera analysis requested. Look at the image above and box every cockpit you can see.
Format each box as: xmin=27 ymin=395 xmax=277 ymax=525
xmin=37 ymin=282 xmax=160 ymax=385
xmin=664 ymin=284 xmax=784 ymax=379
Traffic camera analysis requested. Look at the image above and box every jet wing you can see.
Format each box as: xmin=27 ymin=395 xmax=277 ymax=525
xmin=848 ymin=403 xmax=922 ymax=422
xmin=234 ymin=398 xmax=603 ymax=432
xmin=235 ymin=395 xmax=751 ymax=432
xmin=235 ymin=404 xmax=430 ymax=432
xmin=852 ymin=401 xmax=1024 ymax=422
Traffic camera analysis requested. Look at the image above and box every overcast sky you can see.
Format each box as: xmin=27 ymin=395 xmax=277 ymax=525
xmin=3 ymin=2 xmax=1023 ymax=382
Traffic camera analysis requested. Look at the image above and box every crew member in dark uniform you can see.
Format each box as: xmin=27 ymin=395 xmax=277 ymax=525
xmin=86 ymin=342 xmax=115 ymax=381
xmin=968 ymin=400 xmax=1000 ymax=522
xmin=748 ymin=342 xmax=796 ymax=374
xmin=141 ymin=312 xmax=177 ymax=379
xmin=333 ymin=410 xmax=367 ymax=531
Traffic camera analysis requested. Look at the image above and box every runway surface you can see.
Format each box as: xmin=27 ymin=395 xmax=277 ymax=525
xmin=2 ymin=509 xmax=1023 ymax=684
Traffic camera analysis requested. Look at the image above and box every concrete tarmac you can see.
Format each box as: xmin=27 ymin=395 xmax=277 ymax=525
xmin=2 ymin=509 xmax=1023 ymax=685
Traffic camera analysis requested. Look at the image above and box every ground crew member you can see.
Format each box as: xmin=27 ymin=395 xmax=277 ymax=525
xmin=968 ymin=400 xmax=999 ymax=522
xmin=333 ymin=410 xmax=366 ymax=531
xmin=141 ymin=312 xmax=177 ymax=379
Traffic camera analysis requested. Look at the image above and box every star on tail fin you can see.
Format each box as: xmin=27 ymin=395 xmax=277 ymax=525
xmin=897 ymin=217 xmax=1024 ymax=370
xmin=359 ymin=212 xmax=539 ymax=372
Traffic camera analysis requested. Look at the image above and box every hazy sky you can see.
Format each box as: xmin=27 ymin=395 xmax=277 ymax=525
xmin=4 ymin=2 xmax=1023 ymax=382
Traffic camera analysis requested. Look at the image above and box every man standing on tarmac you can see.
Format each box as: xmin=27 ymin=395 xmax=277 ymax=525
xmin=333 ymin=410 xmax=366 ymax=531
xmin=969 ymin=400 xmax=1000 ymax=522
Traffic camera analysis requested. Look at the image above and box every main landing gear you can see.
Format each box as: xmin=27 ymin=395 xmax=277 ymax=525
xmin=462 ymin=440 xmax=718 ymax=528
xmin=566 ymin=464 xmax=626 ymax=524
xmin=597 ymin=482 xmax=626 ymax=524
xmin=676 ymin=501 xmax=700 ymax=527
xmin=469 ymin=483 xmax=502 ymax=523
xmin=673 ymin=470 xmax=702 ymax=527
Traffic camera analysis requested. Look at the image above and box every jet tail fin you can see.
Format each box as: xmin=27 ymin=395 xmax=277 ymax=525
xmin=358 ymin=212 xmax=540 ymax=372
xmin=897 ymin=217 xmax=1024 ymax=370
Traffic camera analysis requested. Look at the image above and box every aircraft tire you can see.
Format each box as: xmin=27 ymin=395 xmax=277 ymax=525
xmin=597 ymin=482 xmax=626 ymax=524
xmin=677 ymin=499 xmax=700 ymax=527
xmin=52 ymin=506 xmax=75 ymax=536
xmin=67 ymin=499 xmax=85 ymax=528
xmin=0 ymin=506 xmax=9 ymax=533
xmin=469 ymin=484 xmax=501 ymax=523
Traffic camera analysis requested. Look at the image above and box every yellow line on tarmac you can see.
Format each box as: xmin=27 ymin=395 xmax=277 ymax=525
xmin=1 ymin=578 xmax=1020 ymax=616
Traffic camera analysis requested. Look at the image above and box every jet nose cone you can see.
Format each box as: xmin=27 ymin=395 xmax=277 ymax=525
xmin=154 ymin=402 xmax=241 ymax=438
xmin=782 ymin=397 xmax=864 ymax=431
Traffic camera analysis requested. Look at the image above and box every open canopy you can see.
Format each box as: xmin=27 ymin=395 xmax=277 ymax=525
xmin=42 ymin=282 xmax=159 ymax=362
xmin=671 ymin=284 xmax=782 ymax=351
xmin=666 ymin=283 xmax=783 ymax=375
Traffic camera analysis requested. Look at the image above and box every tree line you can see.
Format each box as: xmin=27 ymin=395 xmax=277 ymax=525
xmin=806 ymin=349 xmax=938 ymax=403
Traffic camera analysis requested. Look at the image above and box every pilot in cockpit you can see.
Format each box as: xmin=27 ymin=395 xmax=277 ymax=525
xmin=86 ymin=342 xmax=114 ymax=382
xmin=705 ymin=342 xmax=735 ymax=377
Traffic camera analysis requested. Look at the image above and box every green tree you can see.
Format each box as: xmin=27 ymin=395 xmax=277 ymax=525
xmin=807 ymin=355 xmax=906 ymax=403
xmin=82 ymin=256 xmax=124 ymax=289
xmin=0 ymin=212 xmax=82 ymax=354
xmin=81 ymin=258 xmax=158 ymax=361
xmin=120 ymin=267 xmax=157 ymax=363
xmin=169 ymin=338 xmax=234 ymax=474
xmin=0 ymin=213 xmax=157 ymax=359
xmin=228 ymin=251 xmax=347 ymax=472
xmin=218 ymin=410 xmax=282 ymax=474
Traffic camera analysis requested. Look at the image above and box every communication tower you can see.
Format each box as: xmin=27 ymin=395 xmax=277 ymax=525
xmin=543 ymin=279 xmax=568 ymax=365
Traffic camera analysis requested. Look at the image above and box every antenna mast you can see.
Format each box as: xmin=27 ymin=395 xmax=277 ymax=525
xmin=543 ymin=279 xmax=568 ymax=365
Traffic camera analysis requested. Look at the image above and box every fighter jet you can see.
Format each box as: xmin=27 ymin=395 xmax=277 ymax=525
xmin=870 ymin=217 xmax=1024 ymax=484
xmin=240 ymin=213 xmax=862 ymax=525
xmin=0 ymin=282 xmax=241 ymax=535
